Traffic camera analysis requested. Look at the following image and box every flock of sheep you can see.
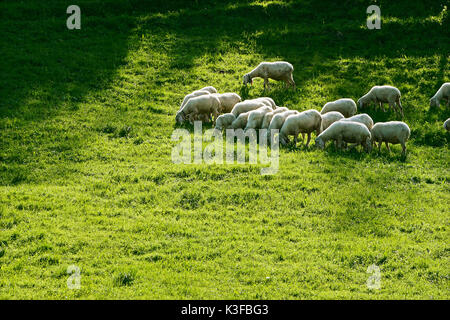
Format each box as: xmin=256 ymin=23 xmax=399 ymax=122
xmin=175 ymin=61 xmax=450 ymax=156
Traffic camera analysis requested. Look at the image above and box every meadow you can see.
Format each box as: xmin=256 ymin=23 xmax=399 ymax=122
xmin=0 ymin=0 xmax=449 ymax=299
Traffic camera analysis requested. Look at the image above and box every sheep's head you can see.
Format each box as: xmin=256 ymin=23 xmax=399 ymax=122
xmin=357 ymin=98 xmax=364 ymax=109
xmin=364 ymin=137 xmax=372 ymax=153
xmin=243 ymin=74 xmax=252 ymax=86
xmin=175 ymin=111 xmax=185 ymax=124
xmin=315 ymin=137 xmax=324 ymax=150
xmin=429 ymin=97 xmax=437 ymax=107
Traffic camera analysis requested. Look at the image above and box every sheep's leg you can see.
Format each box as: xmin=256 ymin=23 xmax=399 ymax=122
xmin=385 ymin=142 xmax=391 ymax=152
xmin=401 ymin=142 xmax=407 ymax=156
xmin=389 ymin=101 xmax=397 ymax=114
xmin=305 ymin=133 xmax=311 ymax=147
xmin=380 ymin=102 xmax=386 ymax=112
xmin=336 ymin=136 xmax=343 ymax=150
xmin=293 ymin=134 xmax=298 ymax=147
xmin=264 ymin=78 xmax=270 ymax=91
xmin=378 ymin=141 xmax=382 ymax=152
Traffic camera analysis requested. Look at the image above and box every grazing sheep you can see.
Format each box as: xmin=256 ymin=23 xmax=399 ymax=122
xmin=315 ymin=121 xmax=372 ymax=152
xmin=280 ymin=109 xmax=322 ymax=147
xmin=180 ymin=90 xmax=210 ymax=110
xmin=371 ymin=121 xmax=410 ymax=156
xmin=321 ymin=98 xmax=357 ymax=118
xmin=231 ymin=101 xmax=266 ymax=117
xmin=430 ymin=83 xmax=450 ymax=107
xmin=320 ymin=111 xmax=345 ymax=132
xmin=215 ymin=113 xmax=236 ymax=131
xmin=261 ymin=107 xmax=289 ymax=129
xmin=176 ymin=95 xmax=221 ymax=124
xmin=266 ymin=110 xmax=299 ymax=140
xmin=230 ymin=111 xmax=251 ymax=129
xmin=357 ymin=85 xmax=403 ymax=117
xmin=212 ymin=93 xmax=242 ymax=113
xmin=444 ymin=118 xmax=450 ymax=131
xmin=244 ymin=106 xmax=273 ymax=131
xmin=200 ymin=86 xmax=218 ymax=94
xmin=243 ymin=61 xmax=295 ymax=90
xmin=249 ymin=97 xmax=277 ymax=109
xmin=339 ymin=113 xmax=374 ymax=130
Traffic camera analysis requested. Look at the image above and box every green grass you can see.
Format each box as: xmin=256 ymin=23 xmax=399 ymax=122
xmin=0 ymin=0 xmax=449 ymax=299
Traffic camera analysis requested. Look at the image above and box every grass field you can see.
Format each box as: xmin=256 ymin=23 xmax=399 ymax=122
xmin=0 ymin=0 xmax=449 ymax=299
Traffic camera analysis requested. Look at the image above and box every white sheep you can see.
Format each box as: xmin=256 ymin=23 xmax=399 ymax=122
xmin=266 ymin=110 xmax=299 ymax=140
xmin=315 ymin=121 xmax=372 ymax=152
xmin=261 ymin=107 xmax=289 ymax=129
xmin=230 ymin=111 xmax=251 ymax=129
xmin=244 ymin=106 xmax=273 ymax=131
xmin=211 ymin=93 xmax=242 ymax=113
xmin=180 ymin=90 xmax=210 ymax=110
xmin=357 ymin=85 xmax=403 ymax=117
xmin=243 ymin=61 xmax=295 ymax=90
xmin=444 ymin=118 xmax=450 ymax=131
xmin=200 ymin=86 xmax=218 ymax=94
xmin=339 ymin=113 xmax=374 ymax=130
xmin=371 ymin=121 xmax=410 ymax=156
xmin=320 ymin=111 xmax=345 ymax=132
xmin=175 ymin=95 xmax=221 ymax=124
xmin=230 ymin=101 xmax=267 ymax=117
xmin=248 ymin=97 xmax=277 ymax=109
xmin=320 ymin=98 xmax=357 ymax=118
xmin=430 ymin=83 xmax=450 ymax=108
xmin=214 ymin=113 xmax=236 ymax=131
xmin=279 ymin=109 xmax=322 ymax=147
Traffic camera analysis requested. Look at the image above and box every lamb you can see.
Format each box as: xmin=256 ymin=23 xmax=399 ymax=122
xmin=230 ymin=111 xmax=251 ymax=129
xmin=371 ymin=121 xmax=410 ymax=156
xmin=243 ymin=61 xmax=295 ymax=90
xmin=261 ymin=107 xmax=289 ymax=129
xmin=357 ymin=85 xmax=403 ymax=117
xmin=339 ymin=113 xmax=374 ymax=130
xmin=175 ymin=95 xmax=221 ymax=124
xmin=249 ymin=97 xmax=277 ymax=109
xmin=200 ymin=86 xmax=218 ymax=94
xmin=179 ymin=90 xmax=210 ymax=110
xmin=315 ymin=121 xmax=372 ymax=152
xmin=430 ymin=83 xmax=450 ymax=108
xmin=214 ymin=113 xmax=236 ymax=131
xmin=266 ymin=110 xmax=299 ymax=140
xmin=320 ymin=98 xmax=357 ymax=118
xmin=279 ymin=109 xmax=322 ymax=147
xmin=445 ymin=118 xmax=450 ymax=131
xmin=320 ymin=111 xmax=345 ymax=132
xmin=211 ymin=93 xmax=242 ymax=113
xmin=230 ymin=101 xmax=267 ymax=117
xmin=244 ymin=106 xmax=273 ymax=131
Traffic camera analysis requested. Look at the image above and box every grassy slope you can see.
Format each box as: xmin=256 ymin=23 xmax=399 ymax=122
xmin=0 ymin=0 xmax=449 ymax=299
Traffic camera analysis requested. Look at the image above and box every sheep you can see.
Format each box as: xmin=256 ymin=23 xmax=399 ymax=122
xmin=230 ymin=111 xmax=251 ymax=129
xmin=200 ymin=86 xmax=218 ymax=94
xmin=211 ymin=93 xmax=242 ymax=113
xmin=445 ymin=118 xmax=450 ymax=131
xmin=279 ymin=109 xmax=322 ymax=147
xmin=315 ymin=121 xmax=372 ymax=152
xmin=357 ymin=85 xmax=403 ymax=117
xmin=180 ymin=90 xmax=210 ymax=110
xmin=243 ymin=61 xmax=295 ymax=90
xmin=261 ymin=107 xmax=289 ymax=129
xmin=320 ymin=98 xmax=357 ymax=118
xmin=339 ymin=113 xmax=374 ymax=130
xmin=320 ymin=111 xmax=345 ymax=132
xmin=244 ymin=105 xmax=273 ymax=131
xmin=266 ymin=110 xmax=299 ymax=141
xmin=249 ymin=97 xmax=277 ymax=109
xmin=230 ymin=101 xmax=267 ymax=117
xmin=175 ymin=95 xmax=221 ymax=124
xmin=430 ymin=83 xmax=450 ymax=108
xmin=214 ymin=113 xmax=236 ymax=131
xmin=371 ymin=121 xmax=410 ymax=156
